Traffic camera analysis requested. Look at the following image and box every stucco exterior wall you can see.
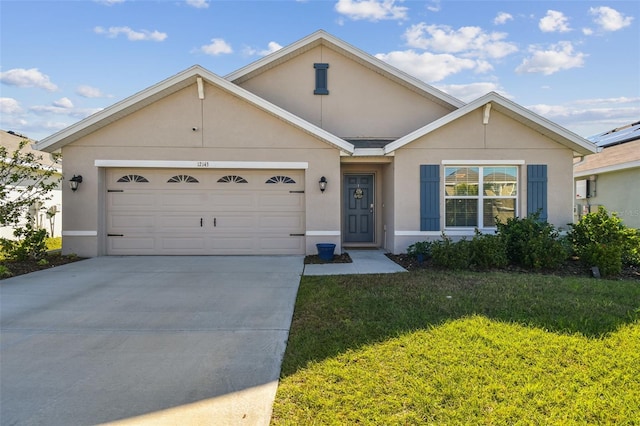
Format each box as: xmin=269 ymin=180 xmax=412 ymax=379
xmin=574 ymin=168 xmax=640 ymax=229
xmin=391 ymin=108 xmax=575 ymax=253
xmin=60 ymin=81 xmax=342 ymax=257
xmin=237 ymin=45 xmax=452 ymax=139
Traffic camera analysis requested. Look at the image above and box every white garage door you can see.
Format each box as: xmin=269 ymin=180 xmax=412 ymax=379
xmin=106 ymin=169 xmax=305 ymax=255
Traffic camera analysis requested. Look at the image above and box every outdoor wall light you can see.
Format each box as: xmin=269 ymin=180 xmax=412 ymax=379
xmin=69 ymin=175 xmax=83 ymax=192
xmin=319 ymin=176 xmax=327 ymax=193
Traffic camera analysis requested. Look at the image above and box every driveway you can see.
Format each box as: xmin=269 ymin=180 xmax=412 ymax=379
xmin=0 ymin=256 xmax=303 ymax=425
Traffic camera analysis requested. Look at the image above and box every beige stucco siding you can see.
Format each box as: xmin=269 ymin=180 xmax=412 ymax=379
xmin=391 ymin=109 xmax=575 ymax=253
xmin=60 ymin=81 xmax=342 ymax=257
xmin=575 ymin=168 xmax=640 ymax=229
xmin=237 ymin=45 xmax=451 ymax=138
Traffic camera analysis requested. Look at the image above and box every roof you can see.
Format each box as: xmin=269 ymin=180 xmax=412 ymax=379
xmin=587 ymin=121 xmax=640 ymax=148
xmin=1 ymin=129 xmax=62 ymax=172
xmin=34 ymin=65 xmax=355 ymax=154
xmin=384 ymin=92 xmax=598 ymax=156
xmin=574 ymin=139 xmax=640 ymax=177
xmin=225 ymin=30 xmax=464 ymax=111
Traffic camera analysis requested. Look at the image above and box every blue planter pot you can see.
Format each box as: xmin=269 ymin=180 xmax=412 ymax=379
xmin=316 ymin=243 xmax=336 ymax=261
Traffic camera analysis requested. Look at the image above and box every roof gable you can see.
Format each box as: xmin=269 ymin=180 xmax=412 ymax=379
xmin=225 ymin=30 xmax=464 ymax=112
xmin=384 ymin=92 xmax=598 ymax=156
xmin=34 ymin=65 xmax=354 ymax=154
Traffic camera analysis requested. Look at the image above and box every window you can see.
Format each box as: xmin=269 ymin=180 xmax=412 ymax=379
xmin=167 ymin=175 xmax=198 ymax=183
xmin=444 ymin=166 xmax=518 ymax=228
xmin=266 ymin=175 xmax=296 ymax=184
xmin=314 ymin=63 xmax=329 ymax=95
xmin=217 ymin=175 xmax=248 ymax=183
xmin=117 ymin=174 xmax=148 ymax=183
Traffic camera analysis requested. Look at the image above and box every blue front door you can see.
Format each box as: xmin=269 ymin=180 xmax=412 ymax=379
xmin=343 ymin=174 xmax=374 ymax=243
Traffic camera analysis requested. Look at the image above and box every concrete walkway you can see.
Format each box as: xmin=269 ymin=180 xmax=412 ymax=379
xmin=303 ymin=249 xmax=407 ymax=275
xmin=0 ymin=256 xmax=303 ymax=426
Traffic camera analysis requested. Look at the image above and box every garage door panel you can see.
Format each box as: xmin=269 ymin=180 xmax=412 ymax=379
xmin=106 ymin=168 xmax=305 ymax=255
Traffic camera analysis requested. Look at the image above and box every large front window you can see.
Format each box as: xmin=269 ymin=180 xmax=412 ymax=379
xmin=445 ymin=166 xmax=518 ymax=228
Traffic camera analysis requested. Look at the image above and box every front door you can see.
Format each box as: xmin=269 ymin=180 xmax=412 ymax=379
xmin=343 ymin=174 xmax=374 ymax=243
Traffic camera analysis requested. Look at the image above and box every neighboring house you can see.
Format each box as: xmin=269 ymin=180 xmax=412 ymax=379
xmin=1 ymin=129 xmax=62 ymax=239
xmin=574 ymin=121 xmax=640 ymax=229
xmin=34 ymin=31 xmax=597 ymax=257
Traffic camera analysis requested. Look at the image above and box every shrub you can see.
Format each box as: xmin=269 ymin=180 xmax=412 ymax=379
xmin=496 ymin=212 xmax=567 ymax=270
xmin=468 ymin=230 xmax=508 ymax=270
xmin=569 ymin=207 xmax=640 ymax=275
xmin=406 ymin=241 xmax=432 ymax=261
xmin=431 ymin=234 xmax=470 ymax=270
xmin=0 ymin=224 xmax=49 ymax=261
xmin=0 ymin=265 xmax=12 ymax=278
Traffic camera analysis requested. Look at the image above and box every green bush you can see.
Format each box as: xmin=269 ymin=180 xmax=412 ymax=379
xmin=406 ymin=241 xmax=432 ymax=260
xmin=431 ymin=234 xmax=470 ymax=270
xmin=468 ymin=230 xmax=508 ymax=270
xmin=496 ymin=212 xmax=567 ymax=270
xmin=0 ymin=224 xmax=49 ymax=261
xmin=569 ymin=207 xmax=640 ymax=275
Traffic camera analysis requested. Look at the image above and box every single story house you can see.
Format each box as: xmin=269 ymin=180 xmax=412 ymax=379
xmin=574 ymin=122 xmax=640 ymax=229
xmin=1 ymin=129 xmax=62 ymax=239
xmin=35 ymin=30 xmax=597 ymax=257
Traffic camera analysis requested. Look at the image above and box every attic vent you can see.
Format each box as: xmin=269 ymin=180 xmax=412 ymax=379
xmin=168 ymin=175 xmax=199 ymax=183
xmin=314 ymin=63 xmax=329 ymax=95
xmin=117 ymin=174 xmax=148 ymax=183
xmin=266 ymin=175 xmax=296 ymax=184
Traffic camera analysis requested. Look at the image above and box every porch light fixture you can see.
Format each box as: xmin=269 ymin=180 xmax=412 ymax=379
xmin=319 ymin=176 xmax=327 ymax=193
xmin=69 ymin=175 xmax=83 ymax=192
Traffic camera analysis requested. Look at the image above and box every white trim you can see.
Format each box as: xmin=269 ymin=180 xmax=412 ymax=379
xmin=63 ymin=230 xmax=97 ymax=237
xmin=95 ymin=160 xmax=309 ymax=169
xmin=574 ymin=160 xmax=640 ymax=178
xmin=395 ymin=231 xmax=442 ymax=237
xmin=442 ymin=160 xmax=525 ymax=165
xmin=306 ymin=231 xmax=341 ymax=236
xmin=395 ymin=230 xmax=489 ymax=237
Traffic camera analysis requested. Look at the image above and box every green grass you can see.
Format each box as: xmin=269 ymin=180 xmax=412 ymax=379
xmin=272 ymin=271 xmax=640 ymax=425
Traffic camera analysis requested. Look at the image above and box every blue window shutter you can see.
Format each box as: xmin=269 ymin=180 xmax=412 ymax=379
xmin=314 ymin=63 xmax=329 ymax=95
xmin=527 ymin=164 xmax=548 ymax=221
xmin=420 ymin=165 xmax=440 ymax=231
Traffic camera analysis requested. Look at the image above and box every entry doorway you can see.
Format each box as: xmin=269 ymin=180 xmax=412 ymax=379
xmin=343 ymin=174 xmax=374 ymax=243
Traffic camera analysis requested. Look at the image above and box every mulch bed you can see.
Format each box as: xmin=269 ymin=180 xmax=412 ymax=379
xmin=304 ymin=252 xmax=353 ymax=264
xmin=386 ymin=253 xmax=640 ymax=280
xmin=1 ymin=253 xmax=85 ymax=280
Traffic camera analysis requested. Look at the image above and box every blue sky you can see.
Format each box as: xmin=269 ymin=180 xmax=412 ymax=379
xmin=1 ymin=0 xmax=638 ymax=141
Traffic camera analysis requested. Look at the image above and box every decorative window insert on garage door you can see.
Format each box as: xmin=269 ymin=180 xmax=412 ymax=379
xmin=106 ymin=168 xmax=305 ymax=255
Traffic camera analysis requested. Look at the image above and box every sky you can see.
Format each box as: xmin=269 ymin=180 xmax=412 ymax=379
xmin=1 ymin=0 xmax=639 ymax=142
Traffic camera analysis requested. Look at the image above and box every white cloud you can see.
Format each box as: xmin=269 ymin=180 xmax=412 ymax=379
xmin=375 ymin=50 xmax=480 ymax=82
xmin=582 ymin=27 xmax=594 ymax=36
xmin=426 ymin=0 xmax=440 ymax=13
xmin=0 ymin=68 xmax=58 ymax=91
xmin=435 ymin=82 xmax=509 ymax=102
xmin=526 ymin=97 xmax=640 ymax=137
xmin=245 ymin=41 xmax=283 ymax=56
xmin=539 ymin=10 xmax=571 ymax=33
xmin=589 ymin=6 xmax=633 ymax=32
xmin=516 ymin=41 xmax=586 ymax=75
xmin=94 ymin=26 xmax=167 ymax=42
xmin=404 ymin=23 xmax=518 ymax=59
xmin=335 ymin=0 xmax=408 ymax=22
xmin=76 ymin=85 xmax=106 ymax=98
xmin=199 ymin=38 xmax=233 ymax=56
xmin=493 ymin=12 xmax=513 ymax=25
xmin=186 ymin=0 xmax=209 ymax=9
xmin=0 ymin=97 xmax=23 ymax=114
xmin=52 ymin=97 xmax=74 ymax=109
xmin=95 ymin=0 xmax=125 ymax=5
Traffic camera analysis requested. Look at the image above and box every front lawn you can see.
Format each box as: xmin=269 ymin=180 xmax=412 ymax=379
xmin=272 ymin=271 xmax=640 ymax=424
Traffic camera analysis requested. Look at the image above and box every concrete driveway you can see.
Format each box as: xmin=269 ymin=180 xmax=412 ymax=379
xmin=0 ymin=256 xmax=303 ymax=425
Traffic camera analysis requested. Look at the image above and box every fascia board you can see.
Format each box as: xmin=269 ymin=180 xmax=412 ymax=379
xmin=225 ymin=30 xmax=464 ymax=110
xmin=385 ymin=92 xmax=597 ymax=156
xmin=35 ymin=64 xmax=354 ymax=155
xmin=574 ymin=160 xmax=640 ymax=178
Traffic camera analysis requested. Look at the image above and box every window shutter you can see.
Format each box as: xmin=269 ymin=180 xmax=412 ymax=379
xmin=420 ymin=165 xmax=440 ymax=231
xmin=527 ymin=164 xmax=548 ymax=221
xmin=314 ymin=63 xmax=329 ymax=95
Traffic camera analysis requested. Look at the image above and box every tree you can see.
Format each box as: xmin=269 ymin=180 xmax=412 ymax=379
xmin=1 ymin=139 xmax=61 ymax=259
